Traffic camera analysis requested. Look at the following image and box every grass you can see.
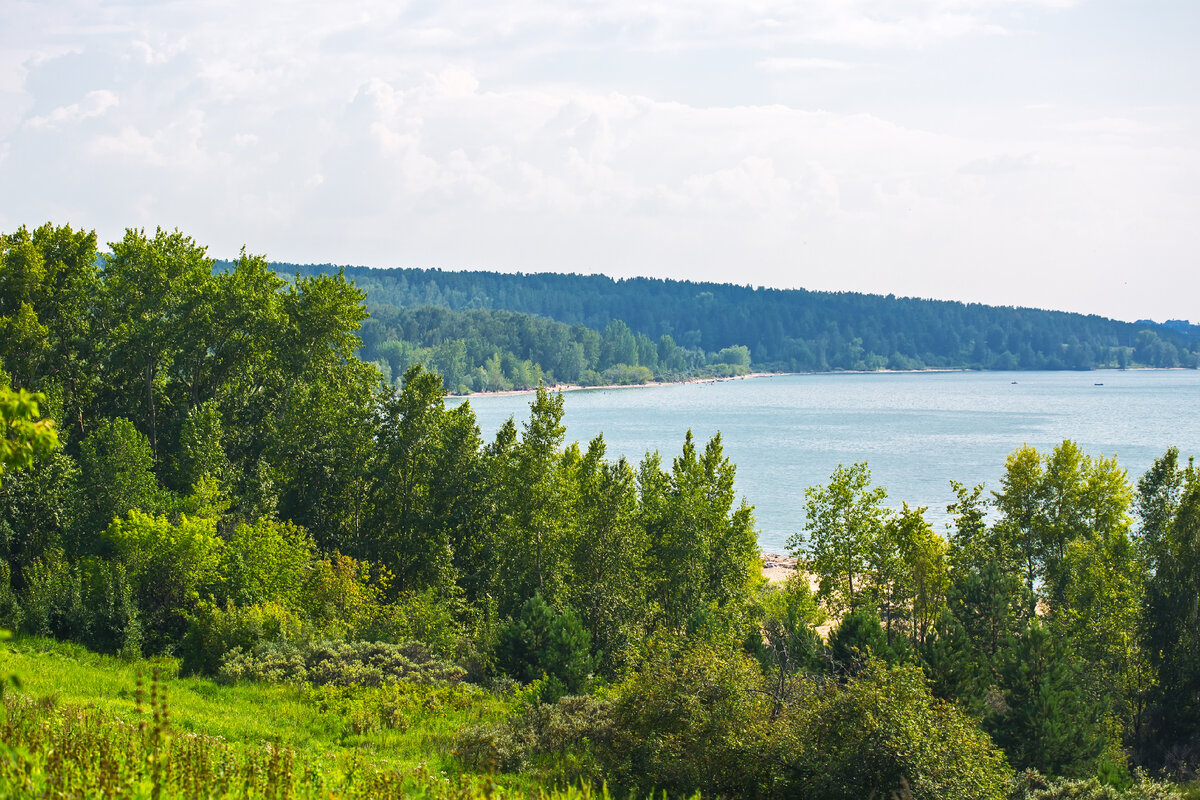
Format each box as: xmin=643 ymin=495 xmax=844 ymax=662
xmin=0 ymin=636 xmax=557 ymax=797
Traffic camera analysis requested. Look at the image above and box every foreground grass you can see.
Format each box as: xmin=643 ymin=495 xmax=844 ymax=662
xmin=1 ymin=637 xmax=514 ymax=771
xmin=0 ymin=637 xmax=589 ymax=798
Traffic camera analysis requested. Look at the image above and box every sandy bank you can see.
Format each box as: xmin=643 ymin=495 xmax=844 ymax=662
xmin=452 ymin=371 xmax=783 ymax=399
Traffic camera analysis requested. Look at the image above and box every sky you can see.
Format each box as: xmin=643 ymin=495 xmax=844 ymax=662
xmin=1 ymin=0 xmax=1197 ymax=322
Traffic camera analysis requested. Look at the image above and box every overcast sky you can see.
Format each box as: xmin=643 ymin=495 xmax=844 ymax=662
xmin=2 ymin=0 xmax=1197 ymax=321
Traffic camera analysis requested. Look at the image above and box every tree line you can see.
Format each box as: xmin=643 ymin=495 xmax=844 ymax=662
xmin=4 ymin=222 xmax=1200 ymax=798
xmin=268 ymin=261 xmax=1200 ymax=374
xmin=359 ymin=304 xmax=752 ymax=393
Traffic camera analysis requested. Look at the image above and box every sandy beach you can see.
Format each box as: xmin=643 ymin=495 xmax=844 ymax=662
xmin=450 ymin=371 xmax=783 ymax=399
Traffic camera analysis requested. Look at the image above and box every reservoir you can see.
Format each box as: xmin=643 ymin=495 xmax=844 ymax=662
xmin=450 ymin=370 xmax=1200 ymax=554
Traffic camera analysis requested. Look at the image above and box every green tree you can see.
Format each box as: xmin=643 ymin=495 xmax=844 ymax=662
xmin=104 ymin=509 xmax=224 ymax=649
xmin=498 ymin=592 xmax=594 ymax=697
xmin=828 ymin=607 xmax=910 ymax=675
xmin=988 ymin=622 xmax=1107 ymax=777
xmin=640 ymin=432 xmax=758 ymax=634
xmin=994 ymin=444 xmax=1045 ymax=614
xmin=99 ymin=228 xmax=215 ymax=462
xmin=889 ymin=504 xmax=950 ymax=647
xmin=366 ymin=365 xmax=457 ymax=592
xmin=76 ymin=417 xmax=163 ymax=545
xmin=492 ymin=387 xmax=570 ymax=615
xmin=789 ymin=462 xmax=890 ymax=616
xmin=1138 ymin=448 xmax=1200 ymax=763
xmin=0 ymin=223 xmax=100 ymax=442
xmin=563 ymin=436 xmax=648 ymax=675
xmin=921 ymin=609 xmax=989 ymax=717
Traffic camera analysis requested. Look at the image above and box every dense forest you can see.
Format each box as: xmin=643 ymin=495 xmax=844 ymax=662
xmin=358 ymin=304 xmax=752 ymax=393
xmin=4 ymin=223 xmax=1200 ymax=799
xmin=265 ymin=262 xmax=1200 ymax=391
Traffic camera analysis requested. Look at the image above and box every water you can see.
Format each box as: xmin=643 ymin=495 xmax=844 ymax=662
xmin=448 ymin=371 xmax=1200 ymax=554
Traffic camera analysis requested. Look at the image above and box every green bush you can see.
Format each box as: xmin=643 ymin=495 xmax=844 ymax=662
xmin=1008 ymin=769 xmax=1182 ymax=800
xmin=605 ymin=638 xmax=768 ymax=798
xmin=498 ymin=594 xmax=594 ymax=698
xmin=352 ymin=588 xmax=465 ymax=658
xmin=217 ymin=639 xmax=466 ymax=687
xmin=828 ymin=606 xmax=912 ymax=674
xmin=768 ymin=661 xmax=1012 ymax=800
xmin=105 ymin=509 xmax=224 ymax=649
xmin=0 ymin=558 xmax=22 ymax=631
xmin=455 ymin=692 xmax=614 ymax=779
xmin=181 ymin=600 xmax=308 ymax=675
xmin=218 ymin=518 xmax=315 ymax=608
xmin=19 ymin=547 xmax=82 ymax=640
xmin=78 ymin=556 xmax=141 ymax=658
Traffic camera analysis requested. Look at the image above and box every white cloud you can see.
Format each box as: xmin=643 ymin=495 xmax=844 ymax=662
xmin=25 ymin=89 xmax=119 ymax=129
xmin=1 ymin=0 xmax=1198 ymax=322
xmin=756 ymin=57 xmax=854 ymax=72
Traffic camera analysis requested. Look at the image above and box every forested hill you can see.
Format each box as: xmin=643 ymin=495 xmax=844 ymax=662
xmin=270 ymin=262 xmax=1199 ymax=373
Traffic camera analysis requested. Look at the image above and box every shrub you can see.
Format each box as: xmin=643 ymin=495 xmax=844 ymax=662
xmin=218 ymin=518 xmax=315 ymax=608
xmin=828 ymin=606 xmax=912 ymax=674
xmin=216 ymin=639 xmax=466 ymax=687
xmin=105 ymin=509 xmax=224 ymax=649
xmin=78 ymin=556 xmax=141 ymax=658
xmin=455 ymin=692 xmax=614 ymax=779
xmin=605 ymin=638 xmax=768 ymax=798
xmin=1008 ymin=769 xmax=1182 ymax=800
xmin=353 ymin=587 xmax=465 ymax=658
xmin=180 ymin=600 xmax=308 ymax=675
xmin=15 ymin=550 xmax=140 ymax=656
xmin=19 ymin=547 xmax=82 ymax=640
xmin=498 ymin=593 xmax=594 ymax=697
xmin=0 ymin=558 xmax=22 ymax=631
xmin=768 ymin=661 xmax=1012 ymax=800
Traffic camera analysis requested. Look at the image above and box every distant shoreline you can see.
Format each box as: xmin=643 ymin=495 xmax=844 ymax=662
xmin=448 ymin=364 xmax=1194 ymax=400
xmin=449 ymin=371 xmax=781 ymax=399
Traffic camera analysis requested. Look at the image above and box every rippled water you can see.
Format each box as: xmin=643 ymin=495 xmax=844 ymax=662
xmin=450 ymin=370 xmax=1200 ymax=553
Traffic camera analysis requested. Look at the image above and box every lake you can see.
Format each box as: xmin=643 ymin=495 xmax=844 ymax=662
xmin=449 ymin=370 xmax=1200 ymax=554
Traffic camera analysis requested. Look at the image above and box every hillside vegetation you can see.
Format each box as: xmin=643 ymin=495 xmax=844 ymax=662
xmin=2 ymin=222 xmax=1199 ymax=798
xmin=263 ymin=261 xmax=1200 ymax=393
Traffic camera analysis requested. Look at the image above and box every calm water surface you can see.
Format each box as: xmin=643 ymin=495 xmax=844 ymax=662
xmin=450 ymin=371 xmax=1200 ymax=554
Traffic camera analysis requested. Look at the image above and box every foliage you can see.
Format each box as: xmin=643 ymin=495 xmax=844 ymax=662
xmin=497 ymin=594 xmax=594 ymax=698
xmin=104 ymin=509 xmax=224 ymax=646
xmin=280 ymin=259 xmax=1200 ymax=374
xmin=1138 ymin=448 xmax=1200 ymax=766
xmin=828 ymin=607 xmax=912 ymax=674
xmin=790 ymin=461 xmax=891 ymax=616
xmin=218 ymin=518 xmax=315 ymax=608
xmin=1009 ymin=769 xmax=1182 ymax=800
xmin=987 ymin=622 xmax=1107 ymax=778
xmin=605 ymin=638 xmax=769 ymax=798
xmin=0 ymin=386 xmax=58 ymax=486
xmin=455 ymin=693 xmax=615 ymax=779
xmin=640 ymin=431 xmax=759 ymax=634
xmin=77 ymin=418 xmax=164 ymax=543
xmin=767 ymin=662 xmax=1013 ymax=800
xmin=180 ymin=600 xmax=310 ymax=676
xmin=217 ymin=639 xmax=466 ymax=687
xmin=756 ymin=572 xmax=826 ymax=676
